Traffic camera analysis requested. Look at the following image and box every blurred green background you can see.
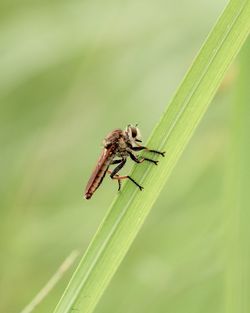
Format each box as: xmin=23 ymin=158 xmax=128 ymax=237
xmin=0 ymin=0 xmax=237 ymax=312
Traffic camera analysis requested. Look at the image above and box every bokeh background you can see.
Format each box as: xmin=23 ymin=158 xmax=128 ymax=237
xmin=0 ymin=0 xmax=237 ymax=312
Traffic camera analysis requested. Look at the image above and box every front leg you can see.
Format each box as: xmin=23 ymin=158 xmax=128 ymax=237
xmin=127 ymin=151 xmax=158 ymax=165
xmin=130 ymin=146 xmax=165 ymax=157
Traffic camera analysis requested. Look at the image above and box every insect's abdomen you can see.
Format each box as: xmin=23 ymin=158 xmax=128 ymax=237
xmin=85 ymin=148 xmax=114 ymax=199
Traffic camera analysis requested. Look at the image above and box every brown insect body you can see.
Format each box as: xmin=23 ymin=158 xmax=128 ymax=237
xmin=84 ymin=125 xmax=165 ymax=200
xmin=85 ymin=129 xmax=126 ymax=199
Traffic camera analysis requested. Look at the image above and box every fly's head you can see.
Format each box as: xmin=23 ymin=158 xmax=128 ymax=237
xmin=125 ymin=124 xmax=142 ymax=145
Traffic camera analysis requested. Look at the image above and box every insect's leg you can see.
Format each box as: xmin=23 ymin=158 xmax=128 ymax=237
xmin=109 ymin=173 xmax=143 ymax=191
xmin=127 ymin=151 xmax=158 ymax=165
xmin=109 ymin=159 xmax=124 ymax=190
xmin=111 ymin=159 xmax=123 ymax=165
xmin=108 ymin=159 xmax=126 ymax=191
xmin=110 ymin=158 xmax=126 ymax=177
xmin=126 ymin=176 xmax=143 ymax=190
xmin=108 ymin=159 xmax=143 ymax=191
xmin=129 ymin=145 xmax=165 ymax=157
xmin=118 ymin=179 xmax=122 ymax=191
xmin=107 ymin=170 xmax=122 ymax=191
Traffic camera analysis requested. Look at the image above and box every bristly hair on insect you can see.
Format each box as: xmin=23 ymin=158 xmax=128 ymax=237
xmin=84 ymin=124 xmax=165 ymax=199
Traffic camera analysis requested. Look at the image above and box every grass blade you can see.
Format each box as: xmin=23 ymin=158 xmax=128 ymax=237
xmin=54 ymin=1 xmax=250 ymax=312
xmin=225 ymin=40 xmax=250 ymax=312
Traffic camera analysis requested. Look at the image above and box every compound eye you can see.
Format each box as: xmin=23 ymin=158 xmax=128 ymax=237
xmin=131 ymin=127 xmax=137 ymax=138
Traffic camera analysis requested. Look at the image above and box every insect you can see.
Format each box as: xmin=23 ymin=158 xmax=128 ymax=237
xmin=84 ymin=124 xmax=165 ymax=199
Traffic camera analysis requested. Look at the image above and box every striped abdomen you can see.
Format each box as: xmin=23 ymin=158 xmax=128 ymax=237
xmin=84 ymin=147 xmax=115 ymax=199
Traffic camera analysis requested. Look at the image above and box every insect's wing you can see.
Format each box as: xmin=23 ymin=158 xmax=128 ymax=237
xmin=84 ymin=147 xmax=112 ymax=194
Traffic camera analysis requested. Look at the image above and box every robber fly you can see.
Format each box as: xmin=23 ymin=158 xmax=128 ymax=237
xmin=84 ymin=124 xmax=165 ymax=199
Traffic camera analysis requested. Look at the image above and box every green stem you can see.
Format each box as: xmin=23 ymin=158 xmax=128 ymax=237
xmin=225 ymin=39 xmax=250 ymax=312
